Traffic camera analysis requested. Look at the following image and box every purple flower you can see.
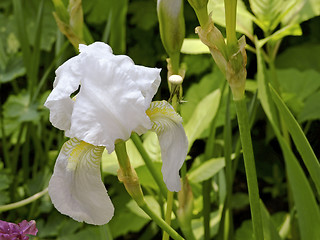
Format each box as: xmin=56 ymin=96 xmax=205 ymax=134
xmin=0 ymin=220 xmax=38 ymax=240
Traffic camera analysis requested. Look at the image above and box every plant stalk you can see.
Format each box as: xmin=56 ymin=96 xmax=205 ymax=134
xmin=131 ymin=133 xmax=168 ymax=198
xmin=162 ymin=191 xmax=174 ymax=240
xmin=234 ymin=98 xmax=264 ymax=240
xmin=0 ymin=188 xmax=48 ymax=212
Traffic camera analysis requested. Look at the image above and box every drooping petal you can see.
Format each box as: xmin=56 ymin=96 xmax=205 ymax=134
xmin=48 ymin=138 xmax=114 ymax=225
xmin=45 ymin=42 xmax=161 ymax=152
xmin=146 ymin=101 xmax=188 ymax=192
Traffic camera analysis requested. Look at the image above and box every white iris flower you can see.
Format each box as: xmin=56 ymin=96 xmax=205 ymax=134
xmin=45 ymin=42 xmax=188 ymax=225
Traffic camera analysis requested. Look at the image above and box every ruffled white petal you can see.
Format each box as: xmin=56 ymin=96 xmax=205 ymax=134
xmin=44 ymin=57 xmax=81 ymax=131
xmin=147 ymin=101 xmax=188 ymax=192
xmin=45 ymin=42 xmax=161 ymax=152
xmin=48 ymin=138 xmax=114 ymax=225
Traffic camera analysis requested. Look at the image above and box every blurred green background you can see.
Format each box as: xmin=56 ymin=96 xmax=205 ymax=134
xmin=1 ymin=0 xmax=320 ymax=239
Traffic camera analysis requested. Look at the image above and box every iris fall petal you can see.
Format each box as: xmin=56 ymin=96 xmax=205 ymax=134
xmin=48 ymin=138 xmax=114 ymax=225
xmin=147 ymin=101 xmax=188 ymax=192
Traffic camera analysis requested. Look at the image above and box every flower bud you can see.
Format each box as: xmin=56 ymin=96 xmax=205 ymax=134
xmin=68 ymin=0 xmax=84 ymax=40
xmin=52 ymin=0 xmax=84 ymax=49
xmin=168 ymin=74 xmax=183 ymax=85
xmin=157 ymin=0 xmax=185 ymax=59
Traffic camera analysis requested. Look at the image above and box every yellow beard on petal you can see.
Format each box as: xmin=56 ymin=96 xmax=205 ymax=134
xmin=64 ymin=139 xmax=104 ymax=171
xmin=146 ymin=101 xmax=182 ymax=133
xmin=67 ymin=141 xmax=92 ymax=170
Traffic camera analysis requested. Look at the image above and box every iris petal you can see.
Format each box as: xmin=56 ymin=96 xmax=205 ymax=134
xmin=48 ymin=138 xmax=114 ymax=225
xmin=44 ymin=57 xmax=81 ymax=131
xmin=147 ymin=101 xmax=188 ymax=192
xmin=45 ymin=42 xmax=161 ymax=152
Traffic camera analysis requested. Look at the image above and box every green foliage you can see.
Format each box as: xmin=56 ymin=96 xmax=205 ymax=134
xmin=188 ymin=156 xmax=228 ymax=183
xmin=276 ymin=43 xmax=320 ymax=72
xmin=1 ymin=0 xmax=320 ymax=239
xmin=299 ymin=92 xmax=320 ymax=122
xmin=185 ymin=89 xmax=221 ymax=149
xmin=276 ymin=68 xmax=320 ymax=115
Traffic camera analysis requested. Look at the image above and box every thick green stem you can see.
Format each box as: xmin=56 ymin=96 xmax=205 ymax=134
xmin=195 ymin=7 xmax=210 ymax=29
xmin=222 ymin=88 xmax=233 ymax=240
xmin=115 ymin=141 xmax=184 ymax=240
xmin=234 ymin=98 xmax=264 ymax=240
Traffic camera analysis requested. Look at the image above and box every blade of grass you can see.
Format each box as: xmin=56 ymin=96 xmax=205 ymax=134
xmin=256 ymin=40 xmax=320 ymax=240
xmin=13 ymin=0 xmax=32 ymax=84
xmin=269 ymin=85 xmax=320 ymax=195
xmin=32 ymin=41 xmax=69 ymax=103
xmin=260 ymin=201 xmax=282 ymax=240
xmin=278 ymin=134 xmax=320 ymax=240
xmin=29 ymin=0 xmax=45 ymax=96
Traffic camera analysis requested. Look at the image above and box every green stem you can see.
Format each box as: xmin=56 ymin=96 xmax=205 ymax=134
xmin=202 ymin=180 xmax=211 ymax=240
xmin=115 ymin=141 xmax=183 ymax=240
xmin=131 ymin=133 xmax=168 ymax=198
xmin=139 ymin=203 xmax=184 ymax=240
xmin=224 ymin=0 xmax=238 ymax=52
xmin=163 ymin=191 xmax=174 ymax=240
xmin=222 ymin=88 xmax=233 ymax=240
xmin=170 ymin=52 xmax=180 ymax=75
xmin=234 ymin=98 xmax=264 ymax=240
xmin=0 ymin=188 xmax=48 ymax=212
xmin=232 ymin=91 xmax=259 ymax=181
xmin=195 ymin=7 xmax=209 ymax=29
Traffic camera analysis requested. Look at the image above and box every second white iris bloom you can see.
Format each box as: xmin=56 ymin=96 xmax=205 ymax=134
xmin=45 ymin=42 xmax=188 ymax=225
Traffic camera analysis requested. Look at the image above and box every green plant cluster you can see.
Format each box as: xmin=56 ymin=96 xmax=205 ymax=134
xmin=0 ymin=0 xmax=320 ymax=239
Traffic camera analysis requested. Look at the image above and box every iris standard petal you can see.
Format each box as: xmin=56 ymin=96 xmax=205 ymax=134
xmin=146 ymin=101 xmax=188 ymax=192
xmin=45 ymin=42 xmax=161 ymax=152
xmin=48 ymin=138 xmax=114 ymax=225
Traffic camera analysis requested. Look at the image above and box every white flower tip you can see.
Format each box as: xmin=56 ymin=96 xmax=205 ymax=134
xmin=168 ymin=75 xmax=183 ymax=85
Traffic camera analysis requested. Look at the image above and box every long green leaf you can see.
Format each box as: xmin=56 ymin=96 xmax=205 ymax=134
xmin=30 ymin=0 xmax=44 ymax=96
xmin=13 ymin=0 xmax=32 ymax=82
xmin=278 ymin=135 xmax=320 ymax=240
xmin=256 ymin=42 xmax=320 ymax=240
xmin=270 ymin=85 xmax=320 ymax=194
xmin=260 ymin=201 xmax=282 ymax=240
